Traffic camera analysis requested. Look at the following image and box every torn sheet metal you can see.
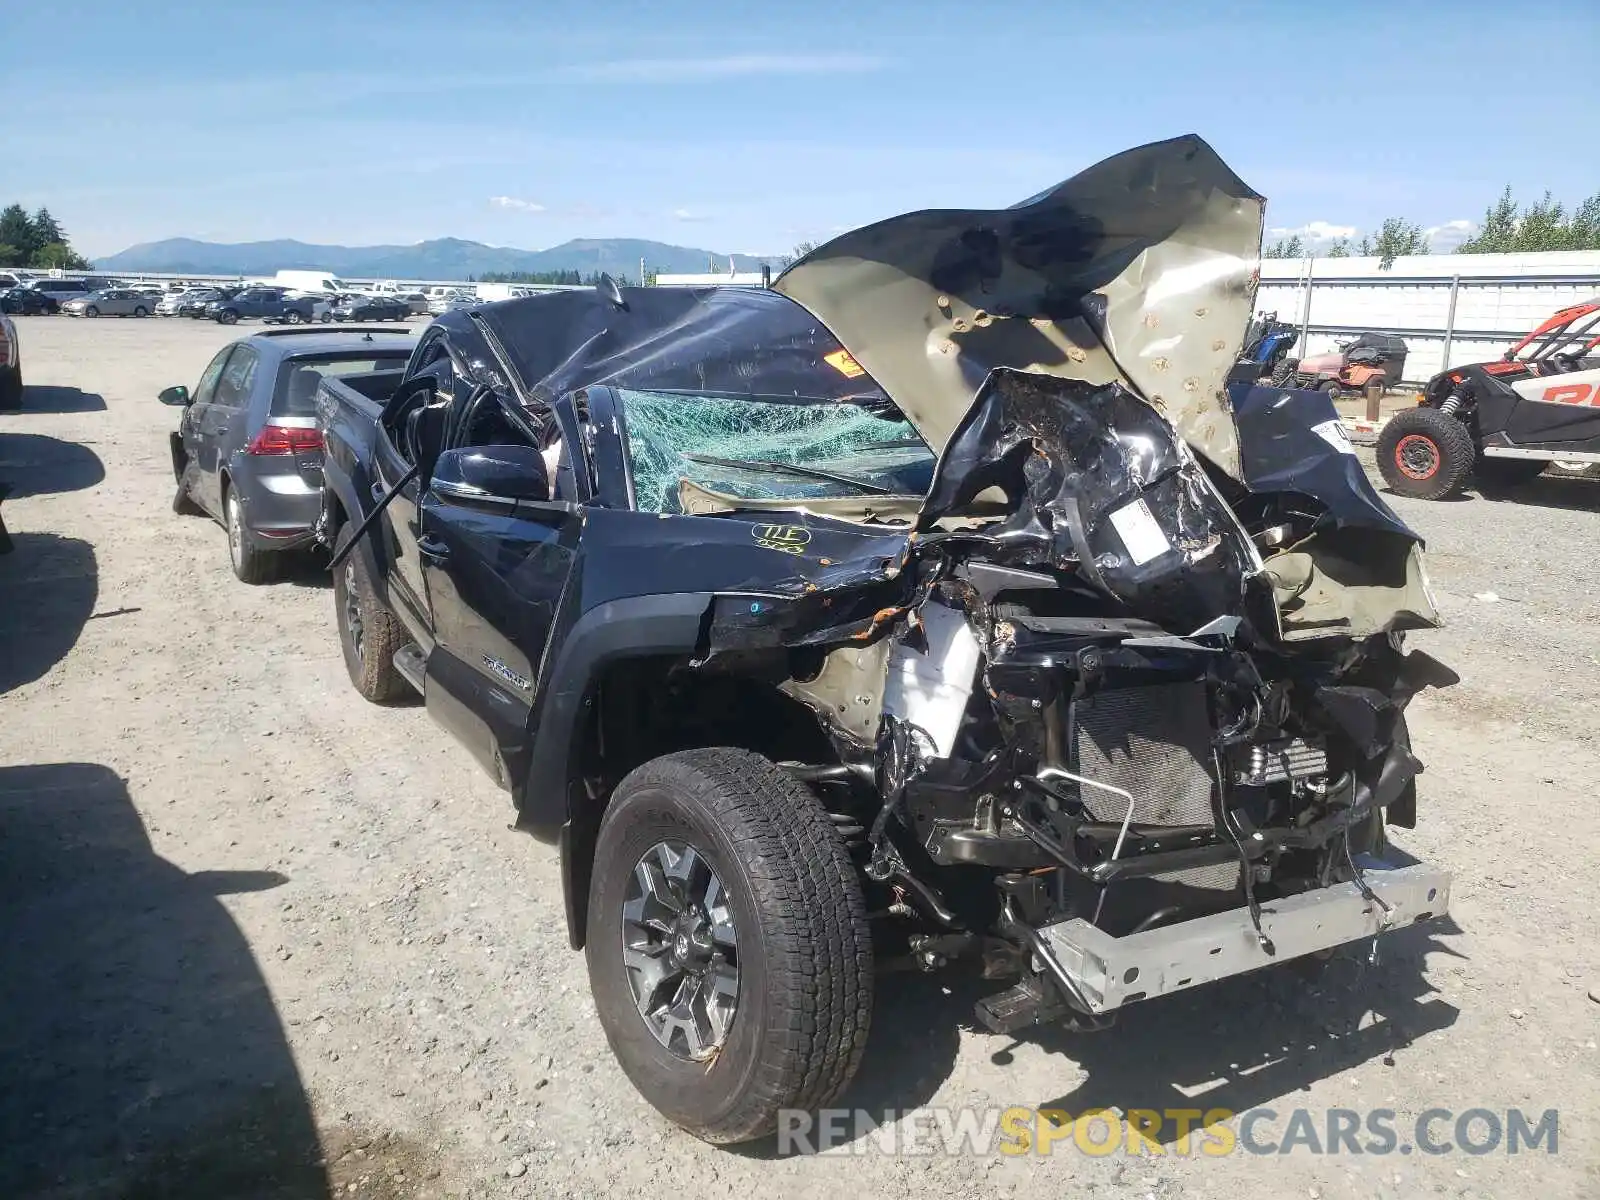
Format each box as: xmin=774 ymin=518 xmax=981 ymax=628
xmin=1228 ymin=382 xmax=1441 ymax=638
xmin=774 ymin=134 xmax=1263 ymax=478
xmin=919 ymin=369 xmax=1265 ymax=636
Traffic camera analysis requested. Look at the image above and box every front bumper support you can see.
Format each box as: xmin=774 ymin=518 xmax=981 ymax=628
xmin=1038 ymin=861 xmax=1451 ymax=1014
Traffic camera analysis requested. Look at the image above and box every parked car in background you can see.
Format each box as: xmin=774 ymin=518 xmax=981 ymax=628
xmin=24 ymin=279 xmax=92 ymax=308
xmin=426 ymin=290 xmax=474 ymax=315
xmin=399 ymin=291 xmax=429 ymax=315
xmin=1 ymin=287 xmax=55 ymax=315
xmin=61 ymin=288 xmax=156 ymax=318
xmin=158 ymin=327 xmax=418 ymax=582
xmin=179 ymin=287 xmax=236 ymax=317
xmin=0 ymin=272 xmax=22 ymax=290
xmin=206 ymin=287 xmax=319 ymax=326
xmin=158 ymin=288 xmax=209 ymax=316
xmin=330 ymin=293 xmax=410 ymax=323
xmin=0 ymin=310 xmax=21 ymax=410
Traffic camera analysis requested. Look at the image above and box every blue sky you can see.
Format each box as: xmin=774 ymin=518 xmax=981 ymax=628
xmin=4 ymin=0 xmax=1597 ymax=259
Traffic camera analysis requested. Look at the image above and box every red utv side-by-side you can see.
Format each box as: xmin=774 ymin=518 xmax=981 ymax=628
xmin=1377 ymin=299 xmax=1600 ymax=499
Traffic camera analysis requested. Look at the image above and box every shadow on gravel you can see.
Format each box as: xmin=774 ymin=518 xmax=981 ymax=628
xmin=1021 ymin=916 xmax=1464 ymax=1143
xmin=1472 ymin=472 xmax=1600 ymax=512
xmin=13 ymin=385 xmax=109 ymax=414
xmin=741 ymin=913 xmax=1462 ymax=1158
xmin=0 ymin=533 xmax=97 ymax=694
xmin=0 ymin=762 xmax=329 ymax=1199
xmin=0 ymin=431 xmax=106 ymax=498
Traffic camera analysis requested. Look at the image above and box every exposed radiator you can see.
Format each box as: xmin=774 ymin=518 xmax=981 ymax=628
xmin=1072 ymin=683 xmax=1239 ymax=895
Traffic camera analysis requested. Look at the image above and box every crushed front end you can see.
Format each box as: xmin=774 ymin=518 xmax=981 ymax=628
xmin=718 ymin=135 xmax=1457 ymax=1031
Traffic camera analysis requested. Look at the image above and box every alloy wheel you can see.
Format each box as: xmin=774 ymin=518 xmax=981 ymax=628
xmin=342 ymin=561 xmax=366 ymax=668
xmin=620 ymin=840 xmax=739 ymax=1061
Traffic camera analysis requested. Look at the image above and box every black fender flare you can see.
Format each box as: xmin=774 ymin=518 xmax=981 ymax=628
xmin=515 ymin=592 xmax=712 ymax=948
xmin=320 ymin=455 xmax=385 ymax=591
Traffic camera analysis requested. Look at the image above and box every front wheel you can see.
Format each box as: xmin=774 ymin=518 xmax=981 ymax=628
xmin=217 ymin=310 xmax=239 ymax=325
xmin=283 ymin=309 xmax=303 ymax=325
xmin=320 ymin=310 xmax=332 ymax=324
xmin=1377 ymin=406 xmax=1476 ymax=500
xmin=133 ymin=305 xmax=147 ymax=318
xmin=84 ymin=305 xmax=99 ymax=318
xmin=586 ymin=748 xmax=873 ymax=1144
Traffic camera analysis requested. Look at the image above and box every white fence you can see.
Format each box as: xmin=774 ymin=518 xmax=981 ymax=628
xmin=1256 ymin=251 xmax=1600 ymax=384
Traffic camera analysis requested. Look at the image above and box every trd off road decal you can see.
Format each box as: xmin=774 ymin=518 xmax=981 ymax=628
xmin=752 ymin=524 xmax=812 ymax=555
xmin=481 ymin=655 xmax=531 ymax=691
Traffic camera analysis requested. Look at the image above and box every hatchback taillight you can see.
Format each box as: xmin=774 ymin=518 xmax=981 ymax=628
xmin=246 ymin=423 xmax=323 ymax=455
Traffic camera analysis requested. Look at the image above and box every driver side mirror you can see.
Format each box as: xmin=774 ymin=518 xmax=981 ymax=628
xmin=431 ymin=445 xmax=550 ymax=508
xmin=158 ymin=385 xmax=190 ymax=406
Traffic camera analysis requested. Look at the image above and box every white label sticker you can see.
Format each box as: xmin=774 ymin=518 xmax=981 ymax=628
xmin=1311 ymin=418 xmax=1356 ymax=456
xmin=1108 ymin=498 xmax=1173 ymax=566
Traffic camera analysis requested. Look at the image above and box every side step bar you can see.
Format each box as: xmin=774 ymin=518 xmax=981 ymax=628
xmin=393 ymin=643 xmax=427 ymax=696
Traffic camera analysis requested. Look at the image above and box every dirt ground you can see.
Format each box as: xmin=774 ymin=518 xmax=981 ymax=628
xmin=1 ymin=315 xmax=1596 ymax=1200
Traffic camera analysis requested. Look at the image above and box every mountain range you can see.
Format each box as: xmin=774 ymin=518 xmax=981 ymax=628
xmin=94 ymin=236 xmax=779 ymax=280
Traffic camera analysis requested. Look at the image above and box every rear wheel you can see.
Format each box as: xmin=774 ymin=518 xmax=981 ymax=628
xmin=133 ymin=305 xmax=147 ymax=318
xmin=224 ymin=485 xmax=274 ymax=584
xmin=1377 ymin=406 xmax=1476 ymax=500
xmin=586 ymin=748 xmax=873 ymax=1144
xmin=333 ymin=528 xmax=410 ymax=703
xmin=320 ymin=310 xmax=333 ymax=324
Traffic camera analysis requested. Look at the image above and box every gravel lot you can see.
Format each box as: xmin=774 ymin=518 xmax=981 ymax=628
xmin=2 ymin=314 xmax=1596 ymax=1200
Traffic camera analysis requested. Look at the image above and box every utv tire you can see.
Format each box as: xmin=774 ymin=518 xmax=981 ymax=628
xmin=1377 ymin=407 xmax=1476 ymax=500
xmin=1473 ymin=457 xmax=1546 ymax=491
xmin=332 ymin=527 xmax=410 ymax=703
xmin=586 ymin=748 xmax=873 ymax=1144
xmin=1268 ymin=358 xmax=1298 ymax=388
xmin=0 ymin=365 xmax=21 ymax=411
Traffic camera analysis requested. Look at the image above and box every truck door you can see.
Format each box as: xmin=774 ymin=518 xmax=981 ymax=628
xmin=416 ymin=391 xmax=581 ymax=790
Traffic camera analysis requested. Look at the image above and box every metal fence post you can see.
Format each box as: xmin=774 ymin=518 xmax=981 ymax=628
xmin=1440 ymin=274 xmax=1461 ymax=369
xmin=1297 ymin=255 xmax=1315 ymax=349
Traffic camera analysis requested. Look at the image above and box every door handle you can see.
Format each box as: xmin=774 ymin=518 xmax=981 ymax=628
xmin=417 ymin=535 xmax=450 ymax=565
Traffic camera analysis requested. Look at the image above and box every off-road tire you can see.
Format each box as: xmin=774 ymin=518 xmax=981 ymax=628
xmin=1377 ymin=406 xmax=1476 ymax=500
xmin=586 ymin=748 xmax=873 ymax=1144
xmin=0 ymin=365 xmax=22 ymax=411
xmin=1473 ymin=457 xmax=1546 ymax=491
xmin=1268 ymin=357 xmax=1298 ymax=388
xmin=332 ymin=527 xmax=410 ymax=703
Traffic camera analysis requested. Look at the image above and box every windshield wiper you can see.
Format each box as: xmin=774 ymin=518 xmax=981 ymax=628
xmin=680 ymin=452 xmax=893 ymax=495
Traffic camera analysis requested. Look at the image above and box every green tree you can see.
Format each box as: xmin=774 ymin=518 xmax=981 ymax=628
xmin=1457 ymin=185 xmax=1600 ymax=253
xmin=1326 ymin=238 xmax=1352 ymax=258
xmin=31 ymin=207 xmax=64 ymax=247
xmin=33 ymin=242 xmax=90 ymax=270
xmin=1355 ymin=218 xmax=1428 ymax=268
xmin=1262 ymin=234 xmax=1306 ymax=259
xmin=0 ymin=205 xmax=40 ymax=265
xmin=0 ymin=242 xmax=21 ymax=267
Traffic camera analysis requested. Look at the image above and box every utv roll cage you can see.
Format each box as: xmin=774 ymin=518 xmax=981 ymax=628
xmin=1504 ymin=299 xmax=1600 ymax=364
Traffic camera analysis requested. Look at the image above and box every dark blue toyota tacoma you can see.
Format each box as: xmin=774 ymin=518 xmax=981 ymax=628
xmin=315 ymin=136 xmax=1456 ymax=1147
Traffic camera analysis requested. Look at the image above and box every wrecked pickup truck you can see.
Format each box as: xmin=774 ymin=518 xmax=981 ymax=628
xmin=316 ymin=136 xmax=1455 ymax=1145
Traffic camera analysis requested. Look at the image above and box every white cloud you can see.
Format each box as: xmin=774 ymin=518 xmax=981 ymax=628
xmin=671 ymin=208 xmax=712 ymax=222
xmin=1267 ymin=220 xmax=1356 ymax=243
xmin=565 ymin=54 xmax=887 ymax=82
xmin=1425 ymin=218 xmax=1476 ymax=250
xmin=488 ymin=196 xmax=546 ymax=212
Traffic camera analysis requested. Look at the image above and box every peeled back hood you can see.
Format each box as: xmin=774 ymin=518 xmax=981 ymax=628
xmin=774 ymin=134 xmax=1264 ymax=480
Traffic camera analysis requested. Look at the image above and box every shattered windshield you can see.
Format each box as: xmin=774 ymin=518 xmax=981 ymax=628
xmin=618 ymin=389 xmax=936 ymax=514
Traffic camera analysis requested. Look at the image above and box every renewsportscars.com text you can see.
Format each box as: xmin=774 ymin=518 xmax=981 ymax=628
xmin=777 ymin=1106 xmax=1560 ymax=1157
